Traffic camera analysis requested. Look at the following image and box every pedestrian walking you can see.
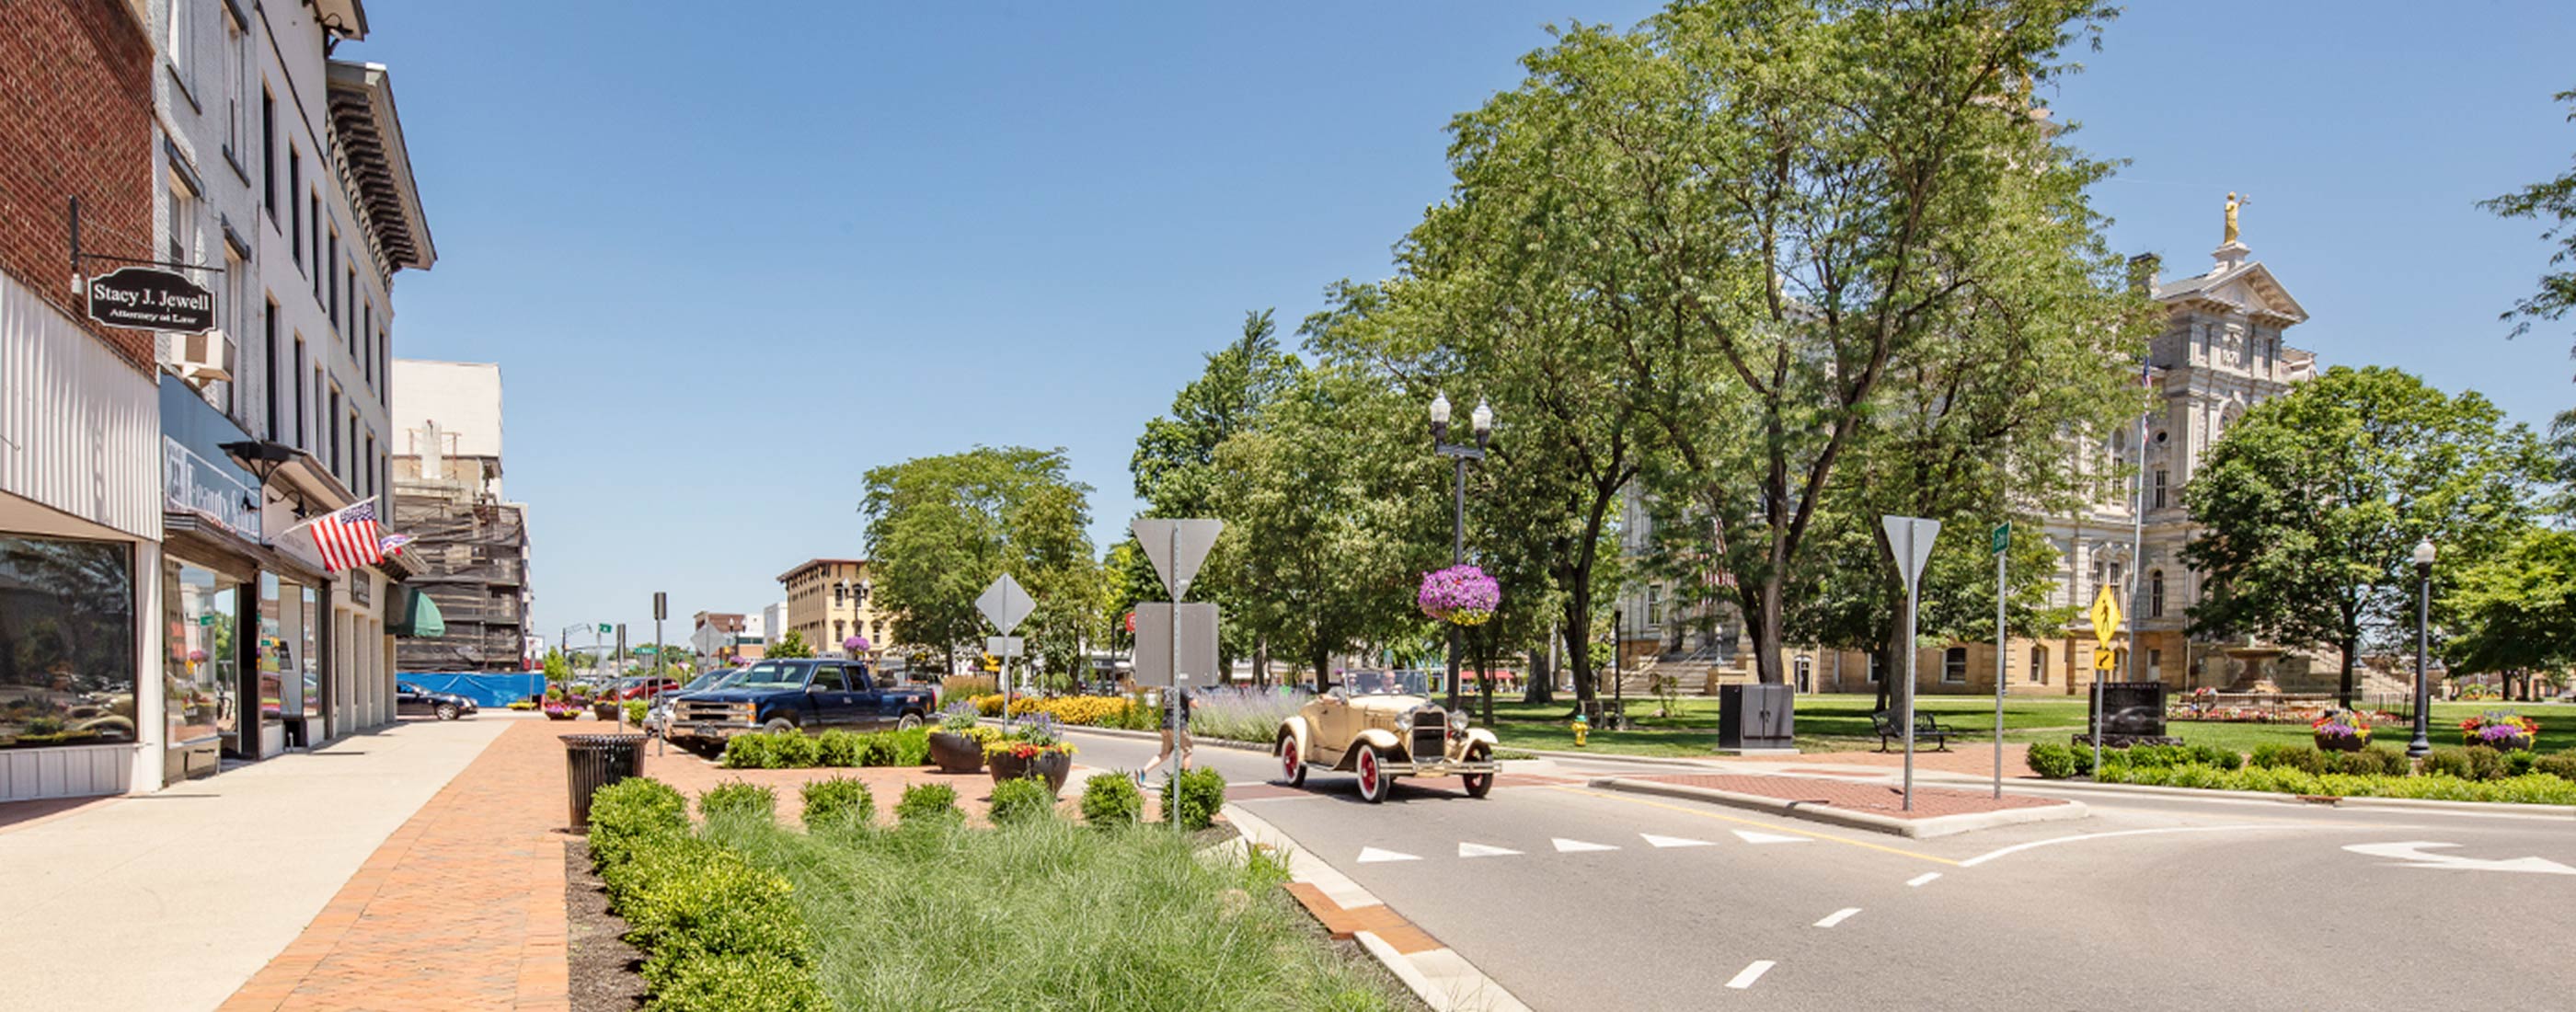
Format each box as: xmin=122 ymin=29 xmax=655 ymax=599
xmin=1143 ymin=685 xmax=1196 ymax=785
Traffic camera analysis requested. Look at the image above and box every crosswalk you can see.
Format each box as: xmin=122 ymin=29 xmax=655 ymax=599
xmin=1354 ymin=829 xmax=1815 ymax=864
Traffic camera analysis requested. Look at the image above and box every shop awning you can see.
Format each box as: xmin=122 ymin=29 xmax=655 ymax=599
xmin=388 ymin=586 xmax=445 ymax=638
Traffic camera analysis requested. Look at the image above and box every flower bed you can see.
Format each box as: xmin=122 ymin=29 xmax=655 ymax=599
xmin=2461 ymin=712 xmax=2540 ymax=750
xmin=584 ymin=778 xmax=829 ymax=1011
xmin=2025 ymin=738 xmax=2576 ymax=805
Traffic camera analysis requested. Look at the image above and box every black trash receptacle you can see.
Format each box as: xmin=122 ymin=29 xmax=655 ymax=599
xmin=562 ymin=733 xmax=649 ymax=829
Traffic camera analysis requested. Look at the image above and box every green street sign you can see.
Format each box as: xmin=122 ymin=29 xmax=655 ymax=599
xmin=198 ymin=615 xmax=216 ymax=627
xmin=1990 ymin=523 xmax=2010 ymax=557
xmin=597 ymin=623 xmax=612 ymax=635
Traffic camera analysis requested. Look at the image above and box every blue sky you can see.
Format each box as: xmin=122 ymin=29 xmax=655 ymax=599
xmin=343 ymin=1 xmax=2576 ymax=652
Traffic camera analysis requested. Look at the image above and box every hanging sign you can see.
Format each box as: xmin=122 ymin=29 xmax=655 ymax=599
xmin=87 ymin=266 xmax=215 ymax=333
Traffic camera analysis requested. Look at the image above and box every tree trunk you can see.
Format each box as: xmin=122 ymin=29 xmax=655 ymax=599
xmin=1524 ymin=647 xmax=1554 ymax=705
xmin=1753 ymin=577 xmax=1787 ymax=684
xmin=1312 ymin=645 xmax=1332 ymax=693
xmin=2336 ymin=635 xmax=2358 ymax=710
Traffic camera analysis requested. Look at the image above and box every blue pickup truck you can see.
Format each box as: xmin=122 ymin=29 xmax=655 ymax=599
xmin=663 ymin=658 xmax=934 ymax=753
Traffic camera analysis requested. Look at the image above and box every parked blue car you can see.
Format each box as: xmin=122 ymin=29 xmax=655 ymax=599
xmin=663 ymin=659 xmax=932 ymax=753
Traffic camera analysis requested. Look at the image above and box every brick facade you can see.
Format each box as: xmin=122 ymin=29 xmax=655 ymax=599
xmin=0 ymin=0 xmax=156 ymax=372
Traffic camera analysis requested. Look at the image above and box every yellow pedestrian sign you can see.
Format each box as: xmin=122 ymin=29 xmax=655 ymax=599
xmin=2087 ymin=584 xmax=2123 ymax=641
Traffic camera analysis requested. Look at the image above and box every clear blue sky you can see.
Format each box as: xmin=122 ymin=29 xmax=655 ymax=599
xmin=343 ymin=1 xmax=2576 ymax=653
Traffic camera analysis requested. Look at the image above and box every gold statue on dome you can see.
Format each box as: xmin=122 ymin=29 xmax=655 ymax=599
xmin=2224 ymin=192 xmax=2242 ymax=245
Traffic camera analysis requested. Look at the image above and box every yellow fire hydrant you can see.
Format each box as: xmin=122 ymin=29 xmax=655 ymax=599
xmin=1572 ymin=712 xmax=1590 ymax=747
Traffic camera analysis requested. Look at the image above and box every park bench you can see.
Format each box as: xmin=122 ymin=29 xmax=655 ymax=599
xmin=1870 ymin=711 xmax=1956 ymax=753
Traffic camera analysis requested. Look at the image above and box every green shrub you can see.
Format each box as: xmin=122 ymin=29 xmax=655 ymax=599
xmin=2094 ymin=763 xmax=2576 ymax=807
xmin=700 ymin=782 xmax=777 ymax=823
xmin=857 ymin=733 xmax=900 ymax=767
xmin=719 ymin=734 xmax=774 ymax=770
xmin=894 ymin=783 xmax=960 ymax=825
xmin=2025 ymin=742 xmax=2081 ymax=779
xmin=644 ymin=950 xmax=830 ymax=1012
xmin=2535 ymin=751 xmax=2576 ymax=782
xmin=624 ymin=699 xmax=650 ymax=725
xmin=1081 ymin=772 xmax=1144 ymax=827
xmin=588 ymin=777 xmax=690 ymax=868
xmin=814 ymin=730 xmax=863 ymax=767
xmin=799 ymin=776 xmax=872 ymax=832
xmin=2248 ymin=743 xmax=2326 ymax=775
xmin=2324 ymin=747 xmax=2408 ymax=777
xmin=627 ymin=853 xmax=810 ymax=972
xmin=886 ymin=727 xmax=931 ymax=765
xmin=1160 ymin=766 xmax=1226 ymax=831
xmin=2505 ymin=749 xmax=2538 ymax=776
xmin=771 ymin=732 xmax=820 ymax=768
xmin=2189 ymin=744 xmax=2242 ymax=770
xmin=2427 ymin=746 xmax=2511 ymax=782
xmin=2466 ymin=746 xmax=2510 ymax=781
xmin=989 ymin=776 xmax=1056 ymax=825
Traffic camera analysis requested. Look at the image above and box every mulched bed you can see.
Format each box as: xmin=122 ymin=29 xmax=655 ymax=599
xmin=565 ymin=838 xmax=647 ymax=1012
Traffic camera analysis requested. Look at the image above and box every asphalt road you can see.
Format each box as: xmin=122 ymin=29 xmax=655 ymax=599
xmin=1065 ymin=729 xmax=2576 ymax=1011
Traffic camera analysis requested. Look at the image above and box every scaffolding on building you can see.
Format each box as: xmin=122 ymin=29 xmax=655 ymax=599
xmin=392 ymin=455 xmax=532 ymax=672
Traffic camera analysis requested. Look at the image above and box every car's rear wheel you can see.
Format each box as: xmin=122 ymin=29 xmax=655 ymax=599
xmin=1461 ymin=743 xmax=1494 ymax=799
xmin=1354 ymin=744 xmax=1391 ymax=804
xmin=1278 ymin=730 xmax=1306 ymax=787
xmin=896 ymin=713 xmax=924 ymax=730
xmin=434 ymin=703 xmax=458 ymax=721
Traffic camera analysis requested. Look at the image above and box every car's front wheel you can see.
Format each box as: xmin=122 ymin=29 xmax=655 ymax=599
xmin=434 ymin=703 xmax=458 ymax=721
xmin=1277 ymin=730 xmax=1306 ymax=787
xmin=762 ymin=717 xmax=799 ymax=734
xmin=1354 ymin=744 xmax=1391 ymax=804
xmin=1461 ymin=743 xmax=1494 ymax=799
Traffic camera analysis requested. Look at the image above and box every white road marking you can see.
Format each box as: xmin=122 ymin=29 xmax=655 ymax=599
xmin=1356 ymin=847 xmax=1420 ymax=864
xmin=1725 ymin=960 xmax=1777 ymax=989
xmin=1553 ymin=837 xmax=1619 ymax=853
xmin=1813 ymin=908 xmax=1862 ymax=928
xmin=1732 ymin=830 xmax=1811 ymax=845
xmin=1905 ymin=872 xmax=1942 ymax=888
xmin=2343 ymin=841 xmax=2576 ymax=875
xmin=1959 ymin=823 xmax=2371 ymax=868
xmin=1457 ymin=842 xmax=1523 ymax=858
xmin=1640 ymin=833 xmax=1712 ymax=848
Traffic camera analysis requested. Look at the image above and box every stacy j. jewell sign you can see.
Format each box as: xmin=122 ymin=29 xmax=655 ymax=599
xmin=87 ymin=265 xmax=215 ymax=333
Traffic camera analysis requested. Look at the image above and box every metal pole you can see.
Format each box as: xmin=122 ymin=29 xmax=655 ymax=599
xmin=2126 ymin=385 xmax=2148 ymax=685
xmin=2091 ymin=673 xmax=2103 ymax=778
xmin=1902 ymin=564 xmax=1918 ymax=811
xmin=1995 ymin=543 xmax=2007 ymax=799
xmin=1168 ymin=525 xmax=1184 ymax=789
xmin=2408 ymin=564 xmax=2432 ymax=758
xmin=1447 ymin=455 xmax=1465 ymax=711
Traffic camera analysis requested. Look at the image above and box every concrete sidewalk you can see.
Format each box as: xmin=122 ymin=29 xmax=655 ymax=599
xmin=0 ymin=716 xmax=512 ymax=1012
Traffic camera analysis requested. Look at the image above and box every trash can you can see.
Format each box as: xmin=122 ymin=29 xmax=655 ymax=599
xmin=562 ymin=733 xmax=648 ymax=829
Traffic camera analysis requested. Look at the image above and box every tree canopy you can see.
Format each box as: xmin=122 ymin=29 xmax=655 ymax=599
xmin=861 ymin=446 xmax=1099 ymax=678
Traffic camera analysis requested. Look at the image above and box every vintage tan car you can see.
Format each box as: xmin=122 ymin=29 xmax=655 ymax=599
xmin=1276 ymin=671 xmax=1500 ymax=802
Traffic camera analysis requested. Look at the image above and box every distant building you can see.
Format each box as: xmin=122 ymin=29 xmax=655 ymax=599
xmin=389 ymin=361 xmax=533 ymax=672
xmin=777 ymin=559 xmax=894 ymax=659
xmin=690 ymin=611 xmax=765 ymax=668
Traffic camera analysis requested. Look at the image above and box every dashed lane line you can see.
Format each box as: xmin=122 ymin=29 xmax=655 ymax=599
xmin=1905 ymin=872 xmax=1942 ymax=888
xmin=1550 ymin=786 xmax=1961 ymax=866
xmin=1725 ymin=960 xmax=1777 ymax=989
xmin=1814 ymin=908 xmax=1862 ymax=928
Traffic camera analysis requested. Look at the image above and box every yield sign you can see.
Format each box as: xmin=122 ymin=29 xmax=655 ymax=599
xmin=1880 ymin=516 xmax=1940 ymax=591
xmin=976 ymin=573 xmax=1035 ymax=635
xmin=1132 ymin=518 xmax=1223 ymax=597
xmin=2342 ymin=842 xmax=2576 ymax=876
xmin=2087 ymin=583 xmax=2124 ymax=640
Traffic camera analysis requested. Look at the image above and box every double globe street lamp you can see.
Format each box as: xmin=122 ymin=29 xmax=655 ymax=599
xmin=1431 ymin=393 xmax=1493 ymax=710
xmin=2407 ymin=537 xmax=2437 ymax=759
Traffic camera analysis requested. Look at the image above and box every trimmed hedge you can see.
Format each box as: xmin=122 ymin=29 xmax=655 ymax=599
xmin=1080 ymin=772 xmax=1144 ymax=827
xmin=2099 ymin=762 xmax=2576 ymax=805
xmin=699 ymin=782 xmax=777 ymax=823
xmin=799 ymin=777 xmax=872 ymax=833
xmin=585 ymin=776 xmax=827 ymax=1012
xmin=1160 ymin=766 xmax=1226 ymax=831
xmin=895 ymin=783 xmax=961 ymax=826
xmin=989 ymin=776 xmax=1056 ymax=825
xmin=722 ymin=728 xmax=933 ymax=770
xmin=2026 ymin=742 xmax=2088 ymax=779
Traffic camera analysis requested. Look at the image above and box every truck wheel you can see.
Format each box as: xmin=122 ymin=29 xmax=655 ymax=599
xmin=1354 ymin=745 xmax=1391 ymax=804
xmin=762 ymin=717 xmax=798 ymax=735
xmin=896 ymin=713 xmax=924 ymax=730
xmin=1461 ymin=744 xmax=1494 ymax=799
xmin=1277 ymin=730 xmax=1306 ymax=787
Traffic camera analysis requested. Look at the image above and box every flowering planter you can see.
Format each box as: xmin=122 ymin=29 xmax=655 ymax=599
xmin=927 ymin=731 xmax=985 ymax=774
xmin=987 ymin=750 xmax=1072 ymax=794
xmin=2314 ymin=734 xmax=2366 ymax=753
xmin=543 ymin=708 xmax=580 ymax=721
xmin=592 ymin=701 xmax=620 ymax=721
xmin=2468 ymin=734 xmax=2534 ymax=752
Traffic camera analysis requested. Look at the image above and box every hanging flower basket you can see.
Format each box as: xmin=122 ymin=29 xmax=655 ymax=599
xmin=844 ymin=636 xmax=870 ymax=654
xmin=1418 ymin=565 xmax=1501 ymax=627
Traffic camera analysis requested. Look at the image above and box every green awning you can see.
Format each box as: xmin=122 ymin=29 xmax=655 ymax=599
xmin=389 ymin=587 xmax=446 ymax=638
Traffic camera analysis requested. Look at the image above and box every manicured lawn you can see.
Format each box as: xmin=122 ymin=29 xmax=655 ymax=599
xmin=1478 ymin=693 xmax=2576 ymax=758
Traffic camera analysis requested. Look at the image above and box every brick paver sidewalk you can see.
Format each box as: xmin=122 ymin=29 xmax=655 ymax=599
xmin=1732 ymin=742 xmax=2040 ymax=778
xmin=219 ymin=719 xmax=576 ymax=1012
xmin=1623 ymin=772 xmax=2070 ymax=819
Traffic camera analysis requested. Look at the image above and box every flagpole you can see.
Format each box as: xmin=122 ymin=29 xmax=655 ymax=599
xmin=270 ymin=494 xmax=380 ymax=544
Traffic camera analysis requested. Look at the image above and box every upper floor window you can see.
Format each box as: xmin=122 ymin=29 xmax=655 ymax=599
xmin=260 ymin=91 xmax=277 ymax=214
xmin=288 ymin=149 xmax=302 ymax=263
xmin=2149 ymin=569 xmax=2166 ymax=618
xmin=166 ymin=0 xmax=196 ymax=93
xmin=2153 ymin=469 xmax=2169 ymax=510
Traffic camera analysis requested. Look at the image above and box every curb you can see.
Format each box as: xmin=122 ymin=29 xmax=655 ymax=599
xmin=1048 ymin=722 xmax=1274 ymax=753
xmin=1586 ymin=776 xmax=2092 ymax=839
xmin=1222 ymin=802 xmax=1534 ymax=1012
xmin=1983 ymin=775 xmax=2576 ymax=818
xmin=1511 ymin=747 xmax=1731 ymax=769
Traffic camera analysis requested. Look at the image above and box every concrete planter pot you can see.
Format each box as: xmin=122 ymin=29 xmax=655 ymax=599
xmin=2314 ymin=733 xmax=2366 ymax=753
xmin=927 ymin=731 xmax=984 ymax=774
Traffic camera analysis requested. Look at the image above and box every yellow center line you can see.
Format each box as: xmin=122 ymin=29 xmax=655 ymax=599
xmin=1549 ymin=786 xmax=1962 ymax=867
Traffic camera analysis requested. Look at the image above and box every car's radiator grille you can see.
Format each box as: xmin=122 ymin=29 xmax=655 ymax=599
xmin=675 ymin=700 xmax=744 ymax=723
xmin=1409 ymin=712 xmax=1446 ymax=763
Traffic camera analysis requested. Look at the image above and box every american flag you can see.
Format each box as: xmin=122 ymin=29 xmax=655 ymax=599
xmin=379 ymin=533 xmax=415 ymax=556
xmin=308 ymin=500 xmax=384 ymax=572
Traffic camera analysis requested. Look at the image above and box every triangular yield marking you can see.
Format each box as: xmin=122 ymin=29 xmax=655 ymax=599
xmin=1457 ymin=842 xmax=1522 ymax=858
xmin=1356 ymin=847 xmax=1420 ymax=864
xmin=1639 ymin=834 xmax=1712 ymax=848
xmin=1732 ymin=830 xmax=1811 ymax=845
xmin=1553 ymin=837 xmax=1618 ymax=853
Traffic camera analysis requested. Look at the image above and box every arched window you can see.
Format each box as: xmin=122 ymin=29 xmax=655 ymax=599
xmin=2030 ymin=646 xmax=2048 ymax=685
xmin=1942 ymin=647 xmax=1968 ymax=684
xmin=2149 ymin=570 xmax=2167 ymax=617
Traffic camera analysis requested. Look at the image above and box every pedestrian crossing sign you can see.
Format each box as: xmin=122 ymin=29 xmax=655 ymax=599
xmin=2087 ymin=584 xmax=2122 ymax=639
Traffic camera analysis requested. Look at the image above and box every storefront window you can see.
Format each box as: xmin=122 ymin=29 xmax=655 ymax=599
xmin=0 ymin=536 xmax=137 ymax=749
xmin=164 ymin=559 xmax=240 ymax=749
xmin=300 ymin=585 xmax=321 ymax=719
xmin=259 ymin=574 xmax=318 ymax=722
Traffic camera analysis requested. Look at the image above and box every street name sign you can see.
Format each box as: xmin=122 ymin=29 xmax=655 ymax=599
xmin=86 ymin=266 xmax=215 ymax=333
xmin=1991 ymin=523 xmax=2010 ymax=557
xmin=975 ymin=573 xmax=1035 ymax=635
xmin=1132 ymin=518 xmax=1222 ymax=597
xmin=1133 ymin=603 xmax=1218 ymax=686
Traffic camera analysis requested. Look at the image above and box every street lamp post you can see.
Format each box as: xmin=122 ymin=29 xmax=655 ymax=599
xmin=1431 ymin=393 xmax=1492 ymax=711
xmin=2408 ymin=538 xmax=2437 ymax=759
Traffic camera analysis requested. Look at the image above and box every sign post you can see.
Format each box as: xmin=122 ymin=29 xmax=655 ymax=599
xmin=2087 ymin=584 xmax=2125 ymax=777
xmin=1881 ymin=516 xmax=1941 ymax=811
xmin=975 ymin=573 xmax=1035 ymax=728
xmin=1991 ymin=523 xmax=2009 ymax=799
xmin=1133 ymin=518 xmax=1223 ymax=790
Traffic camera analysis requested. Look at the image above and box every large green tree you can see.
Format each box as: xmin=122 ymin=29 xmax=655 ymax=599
xmin=2442 ymin=525 xmax=2576 ymax=700
xmin=2479 ymin=87 xmax=2576 ymax=351
xmin=2184 ymin=366 xmax=2546 ymax=707
xmin=861 ymin=447 xmax=1099 ymax=678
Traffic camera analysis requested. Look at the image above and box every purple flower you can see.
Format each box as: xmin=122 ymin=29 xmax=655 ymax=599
xmin=1419 ymin=565 xmax=1501 ymax=626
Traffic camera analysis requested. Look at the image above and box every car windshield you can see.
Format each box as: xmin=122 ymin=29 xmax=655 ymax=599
xmin=1344 ymin=671 xmax=1432 ymax=696
xmin=398 ymin=683 xmax=420 ymax=694
xmin=730 ymin=661 xmax=805 ymax=690
xmin=681 ymin=670 xmax=735 ymax=692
